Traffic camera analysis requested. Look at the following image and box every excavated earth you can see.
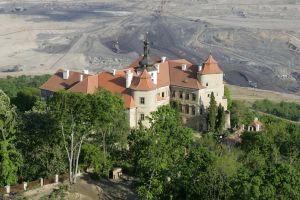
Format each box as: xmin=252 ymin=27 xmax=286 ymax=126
xmin=0 ymin=0 xmax=300 ymax=95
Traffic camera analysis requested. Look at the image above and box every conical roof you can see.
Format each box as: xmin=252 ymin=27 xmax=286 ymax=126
xmin=200 ymin=54 xmax=223 ymax=75
xmin=130 ymin=69 xmax=156 ymax=91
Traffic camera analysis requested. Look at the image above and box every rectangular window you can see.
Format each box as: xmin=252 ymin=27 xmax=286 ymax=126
xmin=180 ymin=91 xmax=183 ymax=99
xmin=185 ymin=105 xmax=189 ymax=114
xmin=140 ymin=114 xmax=145 ymax=121
xmin=208 ymin=94 xmax=210 ymax=98
xmin=185 ymin=93 xmax=189 ymax=100
xmin=172 ymin=91 xmax=176 ymax=98
xmin=192 ymin=93 xmax=196 ymax=101
xmin=206 ymin=83 xmax=208 ymax=86
xmin=192 ymin=106 xmax=196 ymax=115
xmin=162 ymin=92 xmax=165 ymax=98
xmin=140 ymin=97 xmax=145 ymax=105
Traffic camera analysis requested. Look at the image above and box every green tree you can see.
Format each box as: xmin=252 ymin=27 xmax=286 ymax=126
xmin=49 ymin=92 xmax=93 ymax=184
xmin=81 ymin=143 xmax=111 ymax=178
xmin=208 ymin=92 xmax=217 ymax=132
xmin=224 ymin=86 xmax=232 ymax=109
xmin=90 ymin=89 xmax=129 ymax=177
xmin=130 ymin=106 xmax=193 ymax=199
xmin=17 ymin=100 xmax=66 ymax=181
xmin=230 ymin=100 xmax=255 ymax=127
xmin=12 ymin=88 xmax=39 ymax=112
xmin=0 ymin=74 xmax=50 ymax=97
xmin=216 ymin=104 xmax=225 ymax=133
xmin=0 ymin=90 xmax=23 ymax=186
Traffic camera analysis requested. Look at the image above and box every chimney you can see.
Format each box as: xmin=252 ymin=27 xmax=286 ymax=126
xmin=126 ymin=70 xmax=133 ymax=88
xmin=181 ymin=64 xmax=187 ymax=71
xmin=112 ymin=69 xmax=117 ymax=76
xmin=161 ymin=56 xmax=167 ymax=62
xmin=152 ymin=71 xmax=158 ymax=85
xmin=198 ymin=65 xmax=202 ymax=72
xmin=79 ymin=74 xmax=83 ymax=82
xmin=63 ymin=70 xmax=70 ymax=80
xmin=82 ymin=69 xmax=89 ymax=75
xmin=156 ymin=64 xmax=160 ymax=74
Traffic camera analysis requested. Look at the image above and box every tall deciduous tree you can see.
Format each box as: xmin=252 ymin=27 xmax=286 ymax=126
xmin=208 ymin=92 xmax=217 ymax=132
xmin=49 ymin=92 xmax=93 ymax=184
xmin=0 ymin=90 xmax=23 ymax=186
xmin=130 ymin=106 xmax=193 ymax=199
xmin=91 ymin=90 xmax=129 ymax=177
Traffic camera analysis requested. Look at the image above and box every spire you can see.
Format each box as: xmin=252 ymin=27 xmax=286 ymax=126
xmin=143 ymin=33 xmax=150 ymax=58
xmin=138 ymin=33 xmax=156 ymax=72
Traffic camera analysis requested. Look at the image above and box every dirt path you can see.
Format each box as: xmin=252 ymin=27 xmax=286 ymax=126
xmin=69 ymin=174 xmax=137 ymax=200
xmin=22 ymin=174 xmax=137 ymax=200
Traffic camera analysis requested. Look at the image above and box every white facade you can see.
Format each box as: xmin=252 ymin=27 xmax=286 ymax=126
xmin=129 ymin=69 xmax=228 ymax=130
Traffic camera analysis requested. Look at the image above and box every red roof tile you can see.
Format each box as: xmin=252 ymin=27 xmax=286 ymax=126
xmin=200 ymin=54 xmax=223 ymax=75
xmin=40 ymin=54 xmax=223 ymax=109
xmin=168 ymin=59 xmax=204 ymax=90
xmin=97 ymin=71 xmax=136 ymax=108
xmin=130 ymin=69 xmax=157 ymax=91
xmin=39 ymin=69 xmax=90 ymax=92
xmin=69 ymin=75 xmax=98 ymax=94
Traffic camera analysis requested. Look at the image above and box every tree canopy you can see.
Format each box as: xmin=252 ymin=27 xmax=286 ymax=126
xmin=0 ymin=90 xmax=23 ymax=186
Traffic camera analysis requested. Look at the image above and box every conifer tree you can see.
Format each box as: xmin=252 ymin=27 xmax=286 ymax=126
xmin=208 ymin=92 xmax=217 ymax=132
xmin=216 ymin=104 xmax=225 ymax=133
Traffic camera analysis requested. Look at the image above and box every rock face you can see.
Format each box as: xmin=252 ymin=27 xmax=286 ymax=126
xmin=0 ymin=0 xmax=300 ymax=95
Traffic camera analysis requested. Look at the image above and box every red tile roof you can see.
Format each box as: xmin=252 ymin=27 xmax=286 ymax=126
xmin=69 ymin=75 xmax=98 ymax=94
xmin=168 ymin=59 xmax=204 ymax=90
xmin=130 ymin=69 xmax=156 ymax=91
xmin=40 ymin=54 xmax=223 ymax=109
xmin=97 ymin=71 xmax=135 ymax=108
xmin=39 ymin=69 xmax=90 ymax=92
xmin=200 ymin=54 xmax=223 ymax=75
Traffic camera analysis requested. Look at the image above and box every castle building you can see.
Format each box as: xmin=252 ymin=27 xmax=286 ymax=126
xmin=40 ymin=38 xmax=228 ymax=130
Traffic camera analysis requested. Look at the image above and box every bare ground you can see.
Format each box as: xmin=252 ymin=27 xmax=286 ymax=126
xmin=0 ymin=0 xmax=299 ymax=95
xmin=23 ymin=174 xmax=137 ymax=200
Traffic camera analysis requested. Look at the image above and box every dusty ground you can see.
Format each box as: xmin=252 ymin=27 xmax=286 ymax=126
xmin=23 ymin=174 xmax=137 ymax=200
xmin=0 ymin=0 xmax=300 ymax=95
